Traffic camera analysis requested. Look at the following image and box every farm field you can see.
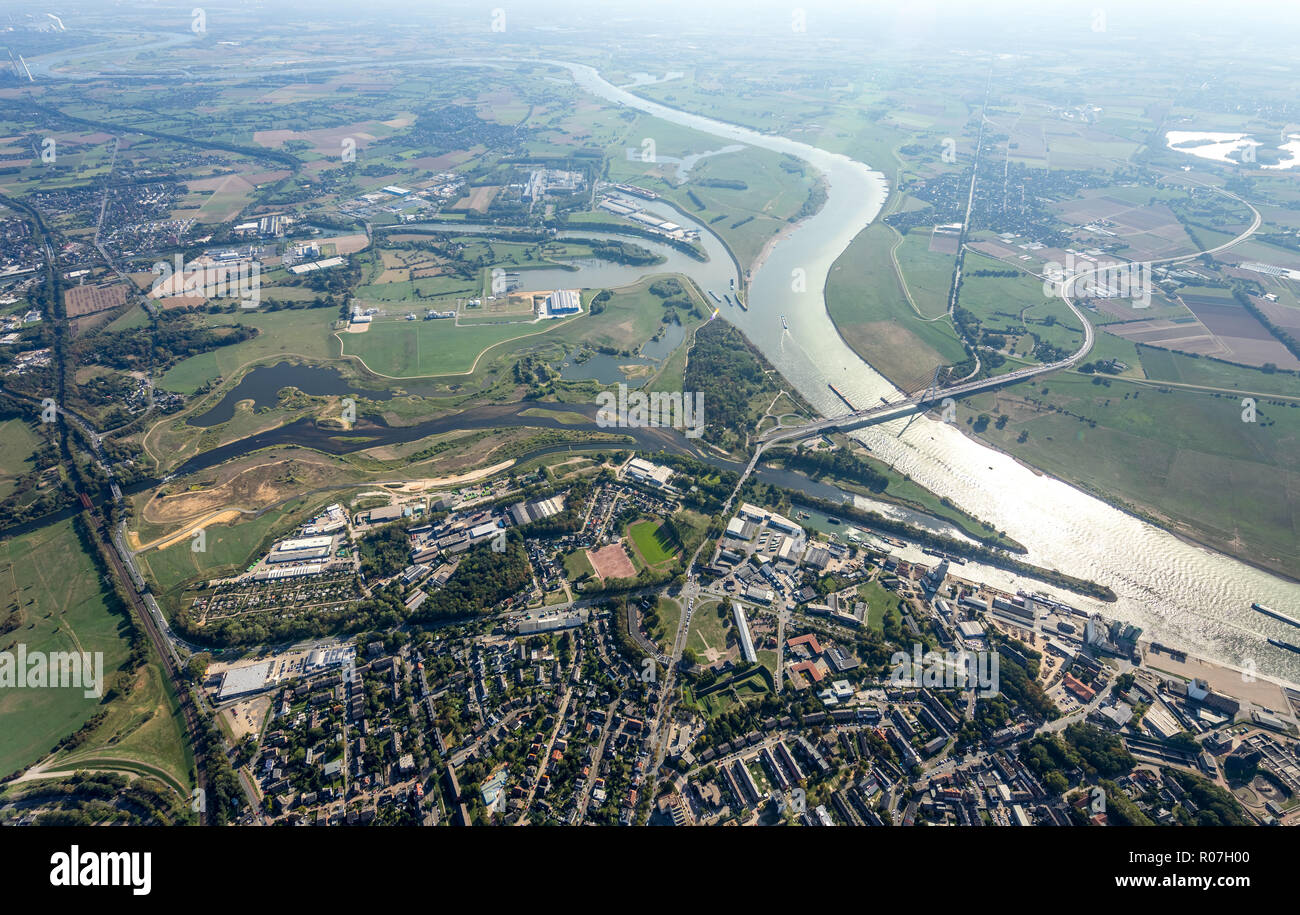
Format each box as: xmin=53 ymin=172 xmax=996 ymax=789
xmin=1101 ymin=288 xmax=1300 ymax=370
xmin=1179 ymin=290 xmax=1300 ymax=370
xmin=1053 ymin=191 xmax=1200 ymax=262
xmin=0 ymin=417 xmax=41 ymax=501
xmin=957 ymin=252 xmax=1085 ymax=364
xmin=1103 ymin=314 xmax=1225 ymax=357
xmin=50 ymin=661 xmax=193 ymax=798
xmin=1138 ymin=346 xmax=1300 ymax=398
xmin=894 ymin=230 xmax=955 ymax=319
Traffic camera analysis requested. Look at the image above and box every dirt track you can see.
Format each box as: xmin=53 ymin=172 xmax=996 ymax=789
xmin=588 ymin=542 xmax=635 ymax=580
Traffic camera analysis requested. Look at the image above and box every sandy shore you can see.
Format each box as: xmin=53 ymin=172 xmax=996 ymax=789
xmin=748 ymin=220 xmax=799 ymax=282
xmin=384 ymin=459 xmax=516 ymax=492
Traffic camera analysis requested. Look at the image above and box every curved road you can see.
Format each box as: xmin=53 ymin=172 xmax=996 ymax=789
xmin=758 ymin=180 xmax=1261 ymax=450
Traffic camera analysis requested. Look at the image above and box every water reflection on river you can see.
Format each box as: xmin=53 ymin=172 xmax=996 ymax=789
xmin=560 ymin=61 xmax=1300 ymax=684
xmin=46 ymin=45 xmax=1300 ymax=682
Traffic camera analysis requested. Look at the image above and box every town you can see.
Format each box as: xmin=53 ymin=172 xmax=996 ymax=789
xmin=0 ymin=3 xmax=1297 ymax=883
xmin=168 ymin=451 xmax=1294 ymax=827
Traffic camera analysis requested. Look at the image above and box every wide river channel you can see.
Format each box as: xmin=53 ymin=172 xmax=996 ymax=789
xmin=555 ymin=61 xmax=1300 ymax=686
xmin=34 ymin=43 xmax=1300 ymax=684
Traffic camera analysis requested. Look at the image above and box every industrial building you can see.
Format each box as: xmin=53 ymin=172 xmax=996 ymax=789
xmin=625 ymin=457 xmax=674 ymax=489
xmin=218 ymin=661 xmax=274 ymax=701
xmin=508 ymin=494 xmax=565 ymax=526
xmin=355 ymin=504 xmax=404 ymax=525
xmin=519 ymin=607 xmax=590 ymax=634
xmin=732 ymin=601 xmax=757 ymax=663
xmin=539 ymin=288 xmax=582 ymax=318
xmin=725 ymin=516 xmax=756 ymax=540
xmin=277 ymin=536 xmax=333 ymax=553
xmin=253 ymin=563 xmax=324 ymax=581
xmin=266 ymin=546 xmax=331 ymax=564
xmin=735 ymin=502 xmax=802 ymax=537
xmin=288 ymin=256 xmax=345 ymax=275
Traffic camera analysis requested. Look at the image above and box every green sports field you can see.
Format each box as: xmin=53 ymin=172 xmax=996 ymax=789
xmin=627 ymin=519 xmax=678 ymax=567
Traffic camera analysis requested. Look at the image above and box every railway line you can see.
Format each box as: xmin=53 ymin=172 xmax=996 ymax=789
xmin=77 ymin=493 xmax=209 ymax=825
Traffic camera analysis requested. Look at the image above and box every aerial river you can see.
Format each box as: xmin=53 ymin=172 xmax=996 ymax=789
xmin=558 ymin=62 xmax=1300 ymax=686
xmin=31 ymin=40 xmax=1300 ymax=684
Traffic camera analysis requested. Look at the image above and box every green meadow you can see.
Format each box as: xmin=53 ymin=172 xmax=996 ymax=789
xmin=961 ymin=371 xmax=1300 ymax=578
xmin=0 ymin=520 xmax=135 ymax=777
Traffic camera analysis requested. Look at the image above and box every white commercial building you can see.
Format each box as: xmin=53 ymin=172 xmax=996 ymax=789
xmin=519 ymin=607 xmax=590 ymax=634
xmin=469 ymin=522 xmax=501 ymax=541
xmin=725 ymin=517 xmax=750 ymax=539
xmin=626 ymin=458 xmax=674 ymax=488
xmin=218 ymin=661 xmax=274 ymax=701
xmin=732 ymin=602 xmax=757 ymax=663
xmin=255 ymin=563 xmax=324 ymax=580
xmin=277 ymin=536 xmax=334 ymax=553
xmin=266 ymin=547 xmax=330 ymax=564
xmin=539 ymin=288 xmax=582 ymax=318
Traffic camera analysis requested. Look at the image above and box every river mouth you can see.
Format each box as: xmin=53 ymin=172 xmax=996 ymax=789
xmin=41 ymin=47 xmax=1300 ymax=682
xmin=170 ymin=399 xmax=736 ymax=479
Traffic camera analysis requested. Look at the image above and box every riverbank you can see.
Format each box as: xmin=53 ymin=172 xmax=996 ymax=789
xmin=952 ymin=385 xmax=1300 ymax=587
xmin=748 ymin=219 xmax=799 ymax=284
xmin=787 ymin=489 xmax=1117 ymax=602
xmin=758 ymin=448 xmax=1024 ymax=552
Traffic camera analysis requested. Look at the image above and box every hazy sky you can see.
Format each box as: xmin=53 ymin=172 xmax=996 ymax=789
xmin=10 ymin=0 xmax=1300 ymax=65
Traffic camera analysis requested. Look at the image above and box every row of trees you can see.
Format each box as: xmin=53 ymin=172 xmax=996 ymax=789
xmin=764 ymin=444 xmax=890 ymax=493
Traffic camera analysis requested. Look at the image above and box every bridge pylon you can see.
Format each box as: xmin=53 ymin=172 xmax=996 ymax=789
xmin=918 ymin=364 xmax=944 ymax=406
